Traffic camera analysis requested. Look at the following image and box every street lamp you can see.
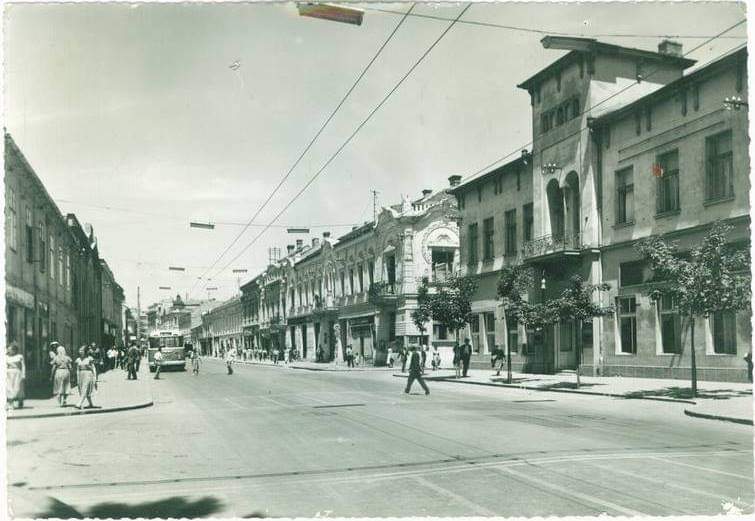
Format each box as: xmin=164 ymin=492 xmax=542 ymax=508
xmin=297 ymin=3 xmax=364 ymax=26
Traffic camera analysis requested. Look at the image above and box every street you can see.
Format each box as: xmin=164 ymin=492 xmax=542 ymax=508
xmin=7 ymin=360 xmax=753 ymax=518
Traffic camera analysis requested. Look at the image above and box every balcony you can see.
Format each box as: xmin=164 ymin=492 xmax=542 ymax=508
xmin=367 ymin=281 xmax=398 ymax=305
xmin=522 ymin=231 xmax=582 ymax=262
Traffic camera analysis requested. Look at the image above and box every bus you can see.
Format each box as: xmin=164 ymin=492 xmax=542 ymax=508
xmin=147 ymin=330 xmax=187 ymax=372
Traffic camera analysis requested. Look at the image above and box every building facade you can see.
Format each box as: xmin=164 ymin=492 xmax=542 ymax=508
xmin=453 ymin=38 xmax=750 ymax=382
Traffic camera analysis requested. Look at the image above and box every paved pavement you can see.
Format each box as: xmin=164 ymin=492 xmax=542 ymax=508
xmin=7 ymin=359 xmax=753 ymax=518
xmin=7 ymin=361 xmax=153 ymax=420
xmin=397 ymin=368 xmax=753 ymax=424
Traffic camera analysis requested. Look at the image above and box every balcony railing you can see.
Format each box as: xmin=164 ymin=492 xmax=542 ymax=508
xmin=522 ymin=231 xmax=581 ymax=259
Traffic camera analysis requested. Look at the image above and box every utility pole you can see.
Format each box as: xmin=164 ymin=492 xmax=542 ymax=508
xmin=371 ymin=189 xmax=379 ymax=223
xmin=136 ymin=285 xmax=141 ymax=344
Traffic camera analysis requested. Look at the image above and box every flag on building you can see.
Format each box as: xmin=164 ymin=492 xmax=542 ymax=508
xmin=652 ymin=163 xmax=664 ymax=178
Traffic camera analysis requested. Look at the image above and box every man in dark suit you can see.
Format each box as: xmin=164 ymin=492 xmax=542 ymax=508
xmin=462 ymin=338 xmax=472 ymax=377
xmin=126 ymin=342 xmax=139 ymax=380
xmin=404 ymin=345 xmax=430 ymax=395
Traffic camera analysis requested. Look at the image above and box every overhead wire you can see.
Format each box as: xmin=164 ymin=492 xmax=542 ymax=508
xmin=363 ymin=6 xmax=748 ymax=40
xmin=198 ymin=3 xmax=473 ymax=295
xmin=188 ymin=4 xmax=417 ymax=298
xmin=461 ymin=18 xmax=747 ymax=184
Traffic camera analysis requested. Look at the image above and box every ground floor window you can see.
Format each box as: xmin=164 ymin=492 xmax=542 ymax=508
xmin=712 ymin=311 xmax=737 ymax=354
xmin=506 ymin=316 xmax=518 ymax=353
xmin=484 ymin=312 xmax=496 ymax=352
xmin=470 ymin=316 xmax=481 ymax=353
xmin=433 ymin=323 xmax=449 ymax=340
xmin=659 ymin=295 xmax=681 ymax=354
xmin=618 ymin=296 xmax=637 ymax=354
xmin=559 ymin=320 xmax=574 ymax=352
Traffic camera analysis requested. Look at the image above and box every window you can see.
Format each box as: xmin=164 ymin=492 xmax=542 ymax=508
xmin=705 ymin=131 xmax=734 ymax=201
xmin=680 ymin=89 xmax=688 ymax=116
xmin=357 ymin=263 xmax=364 ymax=293
xmin=340 ymin=271 xmax=345 ymax=296
xmin=504 ymin=209 xmax=517 ymax=256
xmin=523 ymin=203 xmax=534 ymax=242
xmin=477 ymin=186 xmax=482 ymax=203
xmin=349 ymin=269 xmax=354 ymax=295
xmin=692 ymin=84 xmax=700 ymax=111
xmin=712 ymin=311 xmax=736 ymax=354
xmin=458 ymin=193 xmax=465 ymax=210
xmin=39 ymin=223 xmax=46 ymax=272
xmin=516 ymin=168 xmax=521 ymax=191
xmin=645 ymin=105 xmax=652 ymax=132
xmin=506 ymin=315 xmax=518 ymax=353
xmin=66 ymin=253 xmax=71 ymax=290
xmin=617 ymin=296 xmax=637 ymax=354
xmin=468 ymin=223 xmax=479 ymax=265
xmin=49 ymin=234 xmax=55 ymax=279
xmin=25 ymin=207 xmax=33 ymax=262
xmin=659 ymin=294 xmax=681 ymax=354
xmin=484 ymin=312 xmax=496 ymax=352
xmin=615 ymin=166 xmax=634 ymax=224
xmin=7 ymin=188 xmax=17 ymax=251
xmin=368 ymin=260 xmax=374 ymax=286
xmin=482 ymin=217 xmax=495 ymax=261
xmin=541 ymin=112 xmax=552 ymax=133
xmin=433 ymin=323 xmax=449 ymax=341
xmin=571 ymin=98 xmax=580 ymax=119
xmin=556 ymin=106 xmax=565 ymax=126
xmin=58 ymin=247 xmax=64 ymax=286
xmin=620 ymin=261 xmax=646 ymax=287
xmin=656 ymin=150 xmax=680 ymax=214
xmin=635 ymin=111 xmax=641 ymax=136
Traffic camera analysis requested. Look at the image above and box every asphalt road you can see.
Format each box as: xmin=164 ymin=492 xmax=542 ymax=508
xmin=7 ymin=359 xmax=754 ymax=518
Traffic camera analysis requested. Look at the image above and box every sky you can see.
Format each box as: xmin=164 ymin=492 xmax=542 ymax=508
xmin=4 ymin=1 xmax=748 ymax=309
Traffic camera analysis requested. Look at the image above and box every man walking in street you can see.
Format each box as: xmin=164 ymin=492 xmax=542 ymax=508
xmin=226 ymin=348 xmax=236 ymax=375
xmin=404 ymin=345 xmax=429 ymax=395
xmin=126 ymin=343 xmax=139 ymax=380
xmin=462 ymin=337 xmax=472 ymax=377
xmin=153 ymin=347 xmax=163 ymax=380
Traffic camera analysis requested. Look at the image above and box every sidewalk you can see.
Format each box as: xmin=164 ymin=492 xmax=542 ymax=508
xmin=393 ymin=368 xmax=753 ymax=425
xmin=7 ymin=361 xmax=153 ymax=420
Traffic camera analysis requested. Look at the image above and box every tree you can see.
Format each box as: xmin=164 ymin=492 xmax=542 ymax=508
xmin=412 ymin=274 xmax=478 ymax=346
xmin=498 ymin=267 xmax=611 ymax=387
xmin=553 ymin=275 xmax=612 ymax=387
xmin=636 ymin=221 xmax=751 ymax=397
xmin=497 ymin=265 xmax=534 ymax=383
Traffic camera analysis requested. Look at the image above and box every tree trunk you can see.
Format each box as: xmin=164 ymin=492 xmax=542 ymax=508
xmin=575 ymin=320 xmax=581 ymax=389
xmin=504 ymin=308 xmax=512 ymax=384
xmin=690 ymin=317 xmax=697 ymax=398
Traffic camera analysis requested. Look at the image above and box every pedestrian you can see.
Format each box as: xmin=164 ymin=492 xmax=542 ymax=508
xmin=226 ymin=348 xmax=235 ymax=375
xmin=107 ymin=346 xmax=117 ymax=371
xmin=386 ymin=346 xmax=394 ymax=368
xmin=745 ymin=351 xmax=753 ymax=383
xmin=400 ymin=346 xmax=408 ymax=373
xmin=346 ymin=345 xmax=354 ymax=368
xmin=404 ymin=345 xmax=430 ymax=395
xmin=461 ymin=337 xmax=472 ymax=377
xmin=153 ymin=347 xmax=164 ymax=379
xmin=51 ymin=345 xmax=72 ymax=407
xmin=272 ymin=349 xmax=278 ymax=364
xmin=75 ymin=346 xmax=98 ymax=409
xmin=491 ymin=344 xmax=506 ymax=376
xmin=192 ymin=350 xmax=202 ymax=375
xmin=6 ymin=342 xmax=25 ymax=410
xmin=420 ymin=345 xmax=428 ymax=374
xmin=431 ymin=346 xmax=441 ymax=371
xmin=452 ymin=343 xmax=462 ymax=379
xmin=126 ymin=343 xmax=139 ymax=380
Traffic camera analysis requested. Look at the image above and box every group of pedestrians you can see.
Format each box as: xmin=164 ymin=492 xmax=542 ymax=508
xmin=452 ymin=338 xmax=473 ymax=378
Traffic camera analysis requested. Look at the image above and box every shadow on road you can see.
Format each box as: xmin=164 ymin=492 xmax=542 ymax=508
xmin=35 ymin=495 xmax=233 ymax=519
xmin=623 ymin=387 xmax=752 ymax=400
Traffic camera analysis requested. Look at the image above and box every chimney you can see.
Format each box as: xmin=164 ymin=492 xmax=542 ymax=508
xmin=295 ymin=239 xmax=303 ymax=249
xmin=422 ymin=189 xmax=432 ymax=198
xmin=287 ymin=244 xmax=295 ymax=255
xmin=658 ymin=40 xmax=683 ymax=58
xmin=312 ymin=237 xmax=320 ymax=248
xmin=448 ymin=175 xmax=462 ymax=187
xmin=323 ymin=231 xmax=331 ymax=239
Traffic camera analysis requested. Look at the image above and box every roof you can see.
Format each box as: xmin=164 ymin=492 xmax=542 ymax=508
xmin=591 ymin=46 xmax=746 ymax=127
xmin=335 ymin=221 xmax=374 ymax=246
xmin=448 ymin=153 xmax=529 ymax=195
xmin=517 ymin=36 xmax=696 ymax=91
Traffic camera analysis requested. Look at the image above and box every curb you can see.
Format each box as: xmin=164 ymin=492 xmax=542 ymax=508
xmin=7 ymin=400 xmax=154 ymax=420
xmin=683 ymin=408 xmax=753 ymax=426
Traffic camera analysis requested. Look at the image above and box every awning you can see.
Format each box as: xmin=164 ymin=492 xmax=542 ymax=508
xmin=6 ymin=284 xmax=34 ymax=309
